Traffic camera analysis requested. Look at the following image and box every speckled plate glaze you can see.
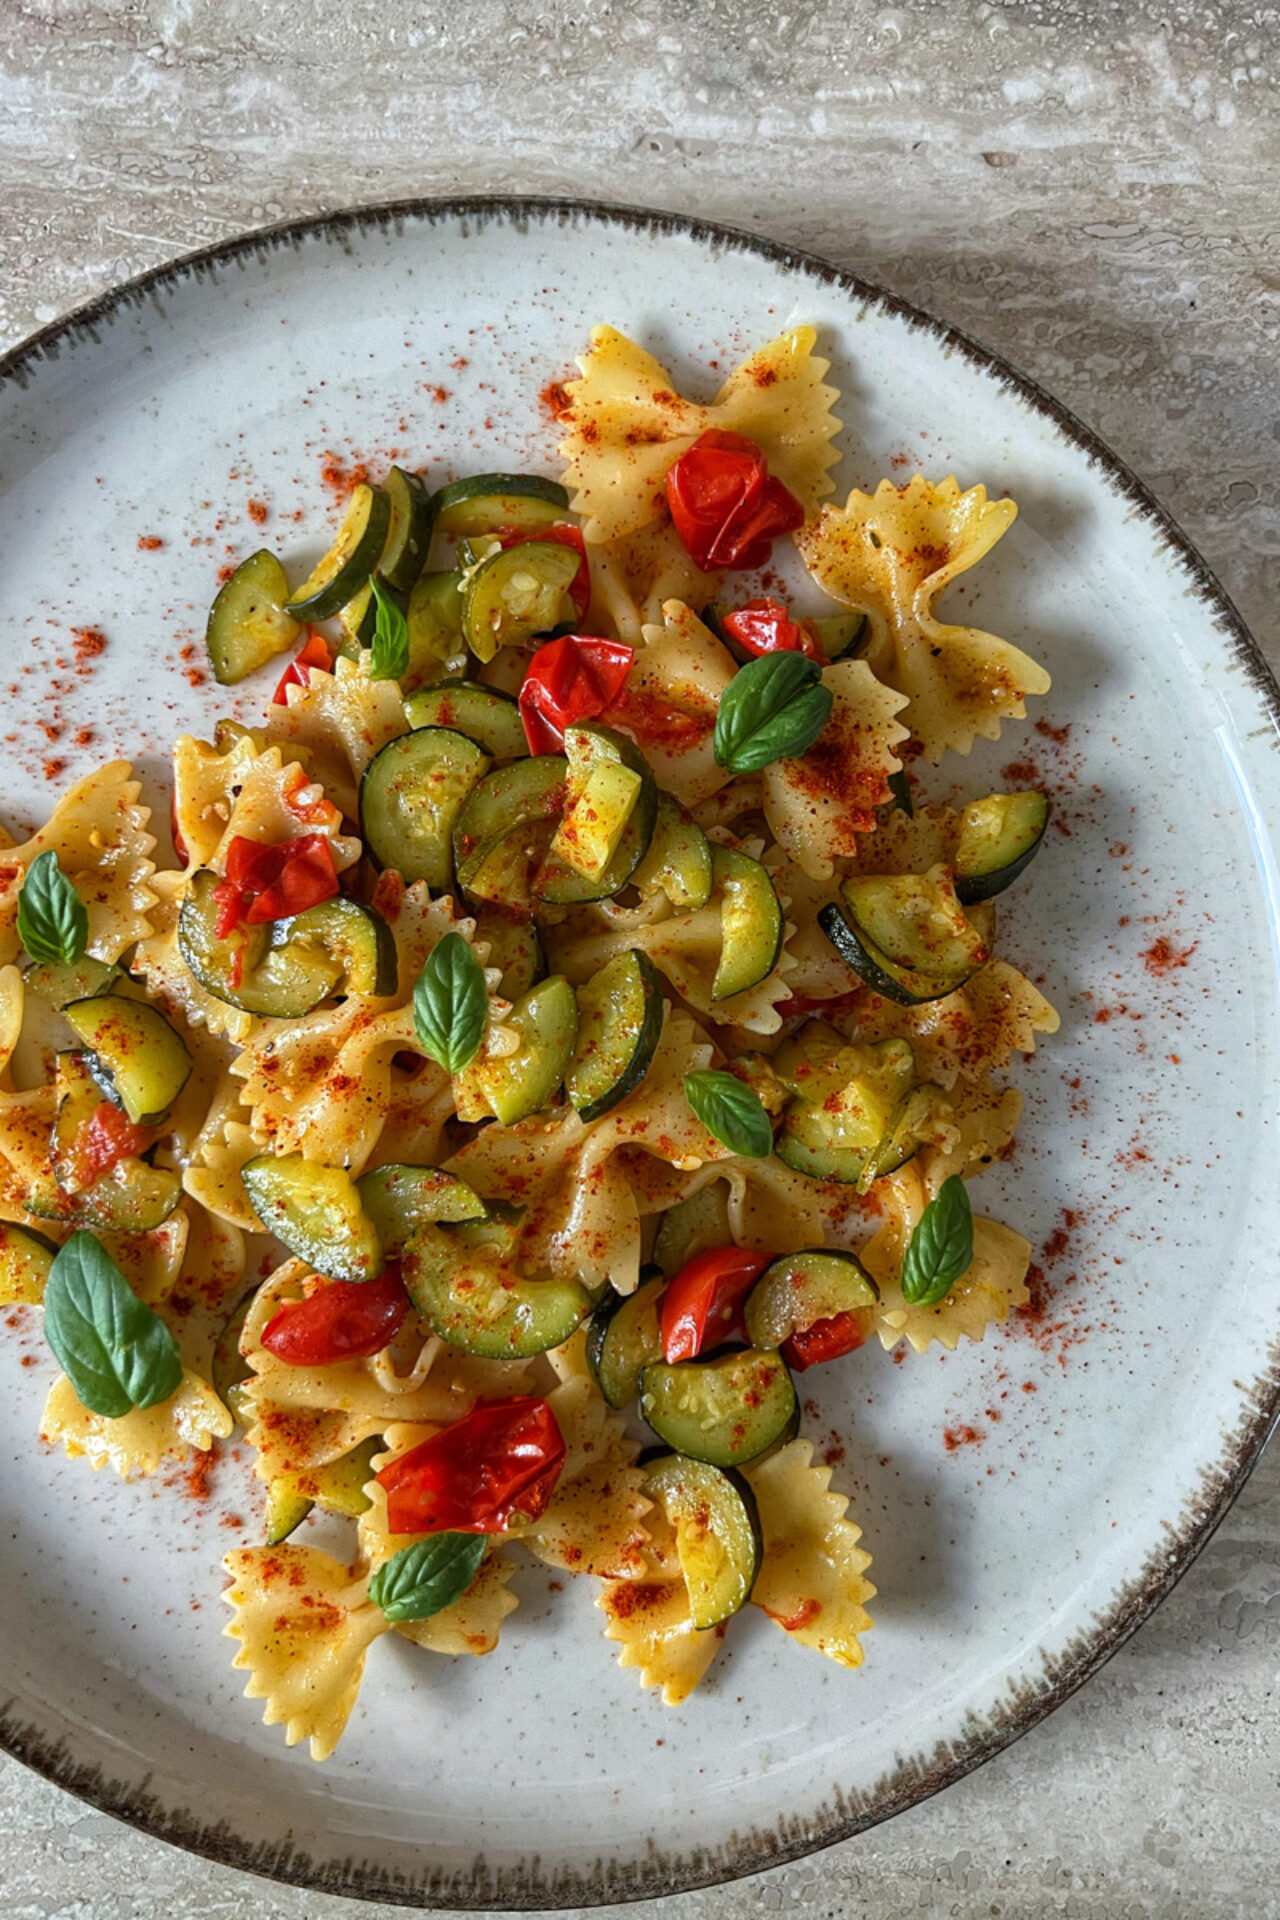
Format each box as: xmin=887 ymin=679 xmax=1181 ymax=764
xmin=0 ymin=198 xmax=1277 ymax=1910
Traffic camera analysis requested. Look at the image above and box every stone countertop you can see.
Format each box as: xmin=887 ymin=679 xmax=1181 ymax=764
xmin=2 ymin=3 xmax=1278 ymax=1916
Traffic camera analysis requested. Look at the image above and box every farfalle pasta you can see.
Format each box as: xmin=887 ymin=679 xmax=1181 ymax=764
xmin=0 ymin=322 xmax=1063 ymax=1758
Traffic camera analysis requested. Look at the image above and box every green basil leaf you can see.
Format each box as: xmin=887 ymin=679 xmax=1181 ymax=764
xmin=43 ymin=1230 xmax=184 ymax=1418
xmin=413 ymin=932 xmax=488 ymax=1075
xmin=368 ymin=1532 xmax=488 ymax=1625
xmin=368 ymin=578 xmax=410 ymax=682
xmin=900 ymin=1175 xmax=974 ymax=1307
xmin=684 ymin=1069 xmax=774 ymax=1160
xmin=16 ymin=851 xmax=89 ymax=965
xmin=713 ymin=652 xmax=833 ymax=775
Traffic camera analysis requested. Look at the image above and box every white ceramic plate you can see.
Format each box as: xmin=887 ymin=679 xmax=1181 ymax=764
xmin=0 ymin=200 xmax=1277 ymax=1909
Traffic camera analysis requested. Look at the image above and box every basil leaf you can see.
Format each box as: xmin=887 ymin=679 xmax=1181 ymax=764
xmin=900 ymin=1176 xmax=974 ymax=1307
xmin=16 ymin=851 xmax=88 ymax=965
xmin=684 ymin=1069 xmax=774 ymax=1160
xmin=713 ymin=652 xmax=833 ymax=775
xmin=43 ymin=1230 xmax=183 ymax=1418
xmin=368 ymin=578 xmax=410 ymax=682
xmin=413 ymin=932 xmax=487 ymax=1075
xmin=369 ymin=1532 xmax=488 ymax=1625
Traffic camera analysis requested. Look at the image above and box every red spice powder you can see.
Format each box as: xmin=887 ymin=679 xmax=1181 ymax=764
xmin=943 ymin=1425 xmax=984 ymax=1452
xmin=137 ymin=534 xmax=164 ymax=551
xmin=71 ymin=627 xmax=107 ymax=673
xmin=1141 ymin=935 xmax=1197 ymax=977
xmin=540 ymin=380 xmax=572 ymax=420
xmin=184 ymin=1450 xmax=215 ymax=1501
xmin=1035 ymin=717 xmax=1071 ymax=745
xmin=319 ymin=453 xmax=370 ymax=500
xmin=42 ymin=757 xmax=65 ymax=781
xmin=247 ymin=499 xmax=269 ymax=525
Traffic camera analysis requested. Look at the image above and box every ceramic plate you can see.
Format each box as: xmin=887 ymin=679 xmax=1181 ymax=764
xmin=0 ymin=199 xmax=1277 ymax=1910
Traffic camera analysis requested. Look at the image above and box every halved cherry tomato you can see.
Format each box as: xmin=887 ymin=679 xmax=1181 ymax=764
xmin=376 ymin=1396 xmax=566 ymax=1534
xmin=782 ymin=1311 xmax=868 ymax=1372
xmin=659 ymin=1245 xmax=774 ymax=1364
xmin=273 ymin=630 xmax=333 ymax=705
xmin=211 ymin=832 xmax=339 ymax=937
xmin=497 ymin=522 xmax=591 ymax=618
xmin=261 ymin=1267 xmax=409 ymax=1367
xmin=518 ymin=633 xmax=635 ymax=754
xmin=720 ymin=598 xmax=824 ymax=663
xmin=64 ymin=1102 xmax=153 ymax=1191
xmin=666 ymin=430 xmax=804 ymax=571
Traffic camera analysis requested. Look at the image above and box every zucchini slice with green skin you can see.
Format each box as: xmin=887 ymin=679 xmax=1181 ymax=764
xmin=453 ymin=756 xmax=567 ymax=907
xmin=378 ymin=467 xmax=436 ymax=594
xmin=405 ymin=570 xmax=466 ymax=685
xmin=334 ymin=579 xmax=380 ymax=654
xmin=631 ymin=793 xmax=714 ymax=910
xmin=712 ymin=846 xmax=784 ymax=1002
xmin=566 ymin=949 xmax=663 ymax=1121
xmin=820 ymin=869 xmax=990 ymax=1007
xmin=286 ymin=483 xmax=391 ymax=621
xmin=241 ymin=1154 xmax=384 ymax=1284
xmin=267 ymin=1434 xmax=382 ymax=1543
xmin=775 ymin=1037 xmax=918 ymax=1185
xmin=433 ymin=473 xmax=569 ymax=537
xmin=206 ymin=550 xmax=301 ymax=687
xmin=651 ymin=1184 xmax=731 ymax=1278
xmin=462 ymin=540 xmax=580 ymax=663
xmin=453 ymin=975 xmax=579 ymax=1125
xmin=403 ymin=1227 xmax=592 ymax=1358
xmin=179 ymin=871 xmax=395 ymax=1017
xmin=355 ymin=1164 xmax=486 ymax=1255
xmin=537 ymin=725 xmax=658 ymax=904
xmin=23 ymin=956 xmax=121 ymax=1009
xmin=811 ymin=611 xmax=867 ymax=661
xmin=743 ymin=1248 xmax=879 ymax=1349
xmin=585 ymin=1275 xmax=666 ymax=1409
xmin=771 ymin=1018 xmax=847 ymax=1096
xmin=44 ymin=1056 xmax=181 ymax=1231
xmin=360 ymin=727 xmax=491 ymax=889
xmin=63 ymin=996 xmax=193 ymax=1126
xmin=473 ymin=908 xmax=545 ymax=1000
xmin=404 ymin=681 xmax=528 ymax=761
xmin=640 ymin=1347 xmax=799 ymax=1469
xmin=0 ymin=1222 xmax=56 ymax=1306
xmin=953 ymin=791 xmax=1050 ymax=904
xmin=265 ymin=1480 xmax=315 ymax=1545
xmin=211 ymin=1289 xmax=256 ymax=1426
xmin=643 ymin=1452 xmax=763 ymax=1629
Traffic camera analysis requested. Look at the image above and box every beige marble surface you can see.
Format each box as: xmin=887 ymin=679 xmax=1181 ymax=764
xmin=2 ymin=1 xmax=1279 ymax=1915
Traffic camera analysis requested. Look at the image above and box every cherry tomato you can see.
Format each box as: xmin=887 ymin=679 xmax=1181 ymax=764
xmin=497 ymin=522 xmax=591 ymax=617
xmin=659 ymin=1245 xmax=774 ymax=1364
xmin=665 ymin=430 xmax=804 ymax=571
xmin=261 ymin=1267 xmax=410 ymax=1367
xmin=272 ymin=630 xmax=333 ymax=706
xmin=720 ymin=598 xmax=824 ymax=663
xmin=782 ymin=1311 xmax=868 ymax=1372
xmin=65 ymin=1102 xmax=153 ymax=1191
xmin=376 ymin=1396 xmax=567 ymax=1534
xmin=518 ymin=634 xmax=635 ymax=754
xmin=212 ymin=833 xmax=339 ymax=937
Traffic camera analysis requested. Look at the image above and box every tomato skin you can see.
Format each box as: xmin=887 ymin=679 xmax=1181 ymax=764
xmin=665 ymin=430 xmax=804 ymax=571
xmin=518 ymin=634 xmax=635 ymax=754
xmin=782 ymin=1311 xmax=868 ymax=1372
xmin=65 ymin=1102 xmax=153 ymax=1191
xmin=659 ymin=1245 xmax=774 ymax=1364
xmin=212 ymin=832 xmax=340 ymax=936
xmin=721 ymin=598 xmax=824 ymax=663
xmin=273 ymin=630 xmax=333 ymax=706
xmin=376 ymin=1396 xmax=567 ymax=1534
xmin=261 ymin=1267 xmax=410 ymax=1367
xmin=497 ymin=522 xmax=591 ymax=618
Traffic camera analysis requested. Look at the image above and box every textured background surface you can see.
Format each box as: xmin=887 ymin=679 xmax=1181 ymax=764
xmin=2 ymin=1 xmax=1279 ymax=1915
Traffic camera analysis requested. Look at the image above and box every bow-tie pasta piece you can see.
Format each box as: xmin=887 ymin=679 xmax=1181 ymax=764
xmin=515 ymin=1377 xmax=651 ymax=1581
xmin=762 ymin=659 xmax=910 ymax=880
xmin=171 ymin=730 xmax=359 ymax=877
xmin=265 ymin=653 xmax=409 ymax=821
xmin=862 ymin=1176 xmax=1032 ymax=1353
xmin=0 ymin=762 xmax=157 ymax=967
xmin=41 ymin=1368 xmax=233 ymax=1479
xmin=598 ymin=1506 xmax=726 ymax=1705
xmin=357 ymin=1473 xmax=519 ymax=1656
xmin=743 ymin=1440 xmax=875 ymax=1668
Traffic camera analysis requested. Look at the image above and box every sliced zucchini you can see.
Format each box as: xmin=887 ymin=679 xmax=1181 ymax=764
xmin=360 ymin=727 xmax=491 ymax=889
xmin=452 ymin=975 xmax=578 ymax=1125
xmin=712 ymin=846 xmax=783 ymax=1002
xmin=265 ymin=1480 xmax=315 ymax=1545
xmin=453 ymin=756 xmax=567 ymax=908
xmin=462 ymin=540 xmax=580 ymax=663
xmin=772 ymin=1018 xmax=847 ymax=1096
xmin=43 ymin=1055 xmax=180 ymax=1231
xmin=355 ymin=1164 xmax=485 ymax=1255
xmin=433 ymin=473 xmax=568 ymax=537
xmin=268 ymin=1435 xmax=382 ymax=1538
xmin=643 ymin=1453 xmax=762 ymax=1629
xmin=241 ymin=1154 xmax=384 ymax=1284
xmin=774 ymin=1037 xmax=915 ymax=1185
xmin=286 ymin=482 xmax=391 ymax=621
xmin=474 ymin=908 xmax=545 ymax=1000
xmin=404 ymin=681 xmax=528 ymax=761
xmin=405 ymin=570 xmax=466 ymax=686
xmin=885 ymin=768 xmax=914 ymax=818
xmin=810 ymin=611 xmax=867 ymax=661
xmin=23 ymin=956 xmax=121 ymax=1010
xmin=743 ymin=1249 xmax=879 ymax=1349
xmin=585 ymin=1274 xmax=665 ymax=1409
xmin=378 ymin=467 xmax=435 ymax=594
xmin=0 ymin=1222 xmax=56 ymax=1306
xmin=63 ymin=996 xmax=192 ymax=1126
xmin=404 ymin=1227 xmax=591 ymax=1358
xmin=820 ymin=866 xmax=990 ymax=1007
xmin=288 ymin=896 xmax=398 ymax=997
xmin=631 ymin=794 xmax=714 ymax=910
xmin=536 ymin=727 xmax=658 ymax=906
xmin=333 ymin=578 xmax=379 ymax=655
xmin=212 ymin=1289 xmax=256 ymax=1426
xmin=861 ymin=1084 xmax=952 ymax=1187
xmin=206 ymin=550 xmax=300 ymax=687
xmin=566 ymin=949 xmax=663 ymax=1121
xmin=651 ymin=1184 xmax=731 ymax=1278
xmin=953 ymin=791 xmax=1050 ymax=904
xmin=640 ymin=1347 xmax=798 ymax=1469
xmin=179 ymin=871 xmax=396 ymax=1017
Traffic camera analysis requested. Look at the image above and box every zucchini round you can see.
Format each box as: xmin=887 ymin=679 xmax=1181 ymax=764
xmin=211 ymin=1289 xmax=256 ymax=1426
xmin=286 ymin=483 xmax=391 ymax=621
xmin=360 ymin=727 xmax=491 ymax=889
xmin=712 ymin=846 xmax=783 ymax=1002
xmin=378 ymin=467 xmax=436 ymax=594
xmin=810 ymin=611 xmax=867 ymax=661
xmin=433 ymin=473 xmax=568 ymax=536
xmin=640 ymin=1347 xmax=799 ymax=1469
xmin=651 ymin=1184 xmax=731 ymax=1278
xmin=953 ymin=791 xmax=1050 ymax=904
xmin=462 ymin=540 xmax=580 ymax=663
xmin=43 ymin=1056 xmax=181 ymax=1231
xmin=242 ymin=1153 xmax=385 ymax=1284
xmin=404 ymin=1228 xmax=591 ymax=1358
xmin=355 ymin=1164 xmax=486 ymax=1254
xmin=179 ymin=871 xmax=395 ymax=1016
xmin=264 ymin=1480 xmax=314 ymax=1546
xmin=23 ymin=956 xmax=121 ymax=1010
xmin=0 ymin=1222 xmax=56 ymax=1307
xmin=452 ymin=975 xmax=579 ymax=1125
xmin=453 ymin=756 xmax=567 ymax=909
xmin=643 ymin=1452 xmax=762 ymax=1629
xmin=405 ymin=569 xmax=466 ymax=684
xmin=743 ymin=1248 xmax=879 ymax=1350
xmin=631 ymin=793 xmax=714 ymax=910
xmin=404 ymin=681 xmax=528 ymax=761
xmin=820 ymin=869 xmax=989 ymax=1007
xmin=566 ymin=949 xmax=663 ymax=1121
xmin=536 ymin=725 xmax=658 ymax=905
xmin=206 ymin=550 xmax=300 ymax=687
xmin=586 ymin=1275 xmax=665 ymax=1409
xmin=473 ymin=908 xmax=545 ymax=1000
xmin=63 ymin=996 xmax=193 ymax=1126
